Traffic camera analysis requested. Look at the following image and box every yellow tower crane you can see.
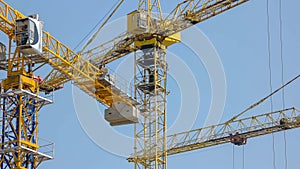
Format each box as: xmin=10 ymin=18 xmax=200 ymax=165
xmin=84 ymin=0 xmax=250 ymax=168
xmin=0 ymin=0 xmax=298 ymax=169
xmin=0 ymin=1 xmax=137 ymax=168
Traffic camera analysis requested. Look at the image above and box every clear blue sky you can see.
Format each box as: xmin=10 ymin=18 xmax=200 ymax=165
xmin=1 ymin=0 xmax=300 ymax=169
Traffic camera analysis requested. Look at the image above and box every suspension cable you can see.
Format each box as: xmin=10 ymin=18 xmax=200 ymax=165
xmin=243 ymin=145 xmax=245 ymax=169
xmin=232 ymin=145 xmax=235 ymax=169
xmin=283 ymin=131 xmax=288 ymax=169
xmin=279 ymin=0 xmax=285 ymax=109
xmin=225 ymin=73 xmax=300 ymax=124
xmin=272 ymin=133 xmax=276 ymax=169
xmin=278 ymin=0 xmax=288 ymax=168
xmin=80 ymin=0 xmax=125 ymax=54
xmin=267 ymin=0 xmax=273 ymax=112
xmin=266 ymin=0 xmax=277 ymax=168
xmin=73 ymin=0 xmax=125 ymax=52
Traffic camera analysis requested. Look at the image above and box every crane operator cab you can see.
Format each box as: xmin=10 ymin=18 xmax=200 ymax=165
xmin=15 ymin=14 xmax=43 ymax=56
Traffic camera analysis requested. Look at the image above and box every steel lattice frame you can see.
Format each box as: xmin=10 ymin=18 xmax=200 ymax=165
xmin=138 ymin=0 xmax=162 ymax=21
xmin=0 ymin=36 xmax=54 ymax=169
xmin=134 ymin=44 xmax=167 ymax=169
xmin=0 ymin=91 xmax=38 ymax=169
xmin=0 ymin=88 xmax=52 ymax=169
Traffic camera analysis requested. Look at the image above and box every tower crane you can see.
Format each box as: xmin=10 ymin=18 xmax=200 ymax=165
xmin=0 ymin=0 xmax=298 ymax=169
xmin=0 ymin=1 xmax=138 ymax=168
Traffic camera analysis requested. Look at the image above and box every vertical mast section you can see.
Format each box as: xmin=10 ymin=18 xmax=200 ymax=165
xmin=131 ymin=1 xmax=176 ymax=169
xmin=0 ymin=15 xmax=53 ymax=169
xmin=134 ymin=41 xmax=167 ymax=169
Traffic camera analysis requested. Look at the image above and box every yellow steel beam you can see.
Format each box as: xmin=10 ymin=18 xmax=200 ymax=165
xmin=41 ymin=32 xmax=137 ymax=107
xmin=128 ymin=107 xmax=300 ymax=163
xmin=159 ymin=0 xmax=249 ymax=37
xmin=0 ymin=0 xmax=25 ymax=38
xmin=84 ymin=0 xmax=249 ymax=68
xmin=39 ymin=69 xmax=69 ymax=91
xmin=0 ymin=0 xmax=137 ymax=107
xmin=40 ymin=0 xmax=250 ymax=91
xmin=82 ymin=32 xmax=137 ymax=66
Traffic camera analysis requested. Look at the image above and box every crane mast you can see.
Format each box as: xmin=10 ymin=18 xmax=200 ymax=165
xmin=0 ymin=3 xmax=53 ymax=168
xmin=131 ymin=1 xmax=247 ymax=168
xmin=133 ymin=1 xmax=167 ymax=168
xmin=134 ymin=41 xmax=167 ymax=169
xmin=0 ymin=47 xmax=53 ymax=168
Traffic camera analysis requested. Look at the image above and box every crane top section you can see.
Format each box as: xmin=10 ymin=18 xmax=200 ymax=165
xmin=0 ymin=0 xmax=250 ymax=127
xmin=127 ymin=10 xmax=181 ymax=48
xmin=85 ymin=0 xmax=249 ymax=67
xmin=0 ymin=0 xmax=140 ymax=127
xmin=137 ymin=0 xmax=163 ymax=31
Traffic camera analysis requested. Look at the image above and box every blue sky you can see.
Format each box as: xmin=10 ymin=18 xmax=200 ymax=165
xmin=1 ymin=0 xmax=300 ymax=169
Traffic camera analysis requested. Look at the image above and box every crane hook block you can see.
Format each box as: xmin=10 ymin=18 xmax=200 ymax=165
xmin=15 ymin=14 xmax=43 ymax=56
xmin=229 ymin=132 xmax=247 ymax=146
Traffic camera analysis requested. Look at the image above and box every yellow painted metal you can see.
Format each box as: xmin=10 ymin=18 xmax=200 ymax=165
xmin=86 ymin=0 xmax=249 ymax=68
xmin=127 ymin=10 xmax=146 ymax=34
xmin=0 ymin=40 xmax=41 ymax=167
xmin=138 ymin=0 xmax=163 ymax=31
xmin=0 ymin=2 xmax=51 ymax=169
xmin=40 ymin=69 xmax=69 ymax=90
xmin=82 ymin=33 xmax=137 ymax=67
xmin=134 ymin=41 xmax=167 ymax=169
xmin=0 ymin=48 xmax=53 ymax=169
xmin=159 ymin=0 xmax=250 ymax=37
xmin=6 ymin=47 xmax=33 ymax=78
xmin=134 ymin=33 xmax=180 ymax=48
xmin=0 ymin=86 xmax=53 ymax=168
xmin=20 ymin=140 xmax=39 ymax=149
xmin=0 ymin=0 xmax=137 ymax=107
xmin=2 ymin=1 xmax=293 ymax=169
xmin=162 ymin=33 xmax=180 ymax=47
xmin=0 ymin=0 xmax=25 ymax=38
xmin=129 ymin=107 xmax=300 ymax=163
xmin=42 ymin=31 xmax=137 ymax=107
xmin=2 ymin=75 xmax=37 ymax=92
xmin=129 ymin=1 xmax=249 ymax=169
xmin=134 ymin=38 xmax=159 ymax=48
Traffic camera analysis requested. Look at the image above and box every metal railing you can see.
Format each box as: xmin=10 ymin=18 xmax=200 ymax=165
xmin=105 ymin=66 xmax=135 ymax=101
xmin=38 ymin=138 xmax=54 ymax=159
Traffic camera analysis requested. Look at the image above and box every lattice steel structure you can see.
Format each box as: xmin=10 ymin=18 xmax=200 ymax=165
xmin=0 ymin=47 xmax=53 ymax=169
xmin=0 ymin=90 xmax=53 ymax=169
xmin=1 ymin=1 xmax=300 ymax=169
xmin=129 ymin=107 xmax=300 ymax=161
xmin=134 ymin=44 xmax=167 ymax=169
